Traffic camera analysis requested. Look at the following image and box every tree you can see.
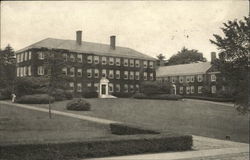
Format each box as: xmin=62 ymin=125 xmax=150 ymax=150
xmin=210 ymin=16 xmax=249 ymax=114
xmin=168 ymin=47 xmax=207 ymax=65
xmin=156 ymin=53 xmax=166 ymax=60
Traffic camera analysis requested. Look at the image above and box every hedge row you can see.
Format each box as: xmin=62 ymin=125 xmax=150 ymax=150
xmin=16 ymin=94 xmax=55 ymax=104
xmin=183 ymin=95 xmax=235 ymax=102
xmin=133 ymin=93 xmax=183 ymax=100
xmin=0 ymin=132 xmax=192 ymax=160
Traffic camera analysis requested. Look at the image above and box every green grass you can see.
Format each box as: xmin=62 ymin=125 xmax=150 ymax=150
xmin=0 ymin=103 xmax=111 ymax=145
xmin=35 ymin=98 xmax=249 ymax=143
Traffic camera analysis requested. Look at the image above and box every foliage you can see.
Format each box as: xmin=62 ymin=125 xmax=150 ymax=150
xmin=0 ymin=44 xmax=16 ymax=89
xmin=156 ymin=53 xmax=166 ymax=60
xmin=66 ymin=98 xmax=91 ymax=111
xmin=111 ymin=92 xmax=134 ymax=98
xmin=51 ymin=88 xmax=66 ymax=101
xmin=140 ymin=81 xmax=171 ymax=95
xmin=133 ymin=93 xmax=182 ymax=100
xmin=210 ymin=16 xmax=249 ymax=114
xmin=168 ymin=47 xmax=207 ymax=65
xmin=0 ymin=87 xmax=12 ymax=100
xmin=82 ymin=88 xmax=98 ymax=98
xmin=16 ymin=94 xmax=55 ymax=104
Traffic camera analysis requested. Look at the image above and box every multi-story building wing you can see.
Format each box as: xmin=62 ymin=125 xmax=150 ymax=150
xmin=15 ymin=31 xmax=156 ymax=95
xmin=156 ymin=53 xmax=223 ymax=95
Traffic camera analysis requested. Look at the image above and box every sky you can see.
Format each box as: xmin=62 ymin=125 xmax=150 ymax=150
xmin=1 ymin=1 xmax=249 ymax=61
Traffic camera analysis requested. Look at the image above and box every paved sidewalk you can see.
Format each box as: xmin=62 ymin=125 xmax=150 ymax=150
xmin=0 ymin=101 xmax=120 ymax=125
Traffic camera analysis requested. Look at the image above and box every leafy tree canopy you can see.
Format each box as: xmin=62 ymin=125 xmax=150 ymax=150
xmin=210 ymin=16 xmax=249 ymax=114
xmin=168 ymin=47 xmax=207 ymax=65
xmin=156 ymin=53 xmax=166 ymax=60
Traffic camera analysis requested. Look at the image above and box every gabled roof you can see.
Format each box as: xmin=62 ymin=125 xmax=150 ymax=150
xmin=16 ymin=38 xmax=156 ymax=60
xmin=156 ymin=62 xmax=212 ymax=77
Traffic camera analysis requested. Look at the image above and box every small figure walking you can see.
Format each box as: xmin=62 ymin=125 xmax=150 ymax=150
xmin=11 ymin=93 xmax=16 ymax=103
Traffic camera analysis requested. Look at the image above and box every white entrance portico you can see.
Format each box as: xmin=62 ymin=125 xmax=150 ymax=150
xmin=99 ymin=77 xmax=116 ymax=98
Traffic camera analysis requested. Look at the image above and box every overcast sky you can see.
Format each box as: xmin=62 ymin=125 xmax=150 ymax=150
xmin=1 ymin=1 xmax=248 ymax=60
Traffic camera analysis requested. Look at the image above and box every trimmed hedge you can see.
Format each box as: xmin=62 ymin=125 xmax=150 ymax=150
xmin=16 ymin=94 xmax=55 ymax=104
xmin=112 ymin=92 xmax=134 ymax=98
xmin=0 ymin=87 xmax=12 ymax=100
xmin=82 ymin=91 xmax=98 ymax=98
xmin=0 ymin=131 xmax=192 ymax=160
xmin=66 ymin=98 xmax=91 ymax=111
xmin=183 ymin=95 xmax=235 ymax=102
xmin=110 ymin=123 xmax=159 ymax=135
xmin=133 ymin=93 xmax=183 ymax=101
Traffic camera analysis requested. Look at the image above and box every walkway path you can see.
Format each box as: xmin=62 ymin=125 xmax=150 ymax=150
xmin=0 ymin=101 xmax=120 ymax=125
xmin=1 ymin=101 xmax=248 ymax=160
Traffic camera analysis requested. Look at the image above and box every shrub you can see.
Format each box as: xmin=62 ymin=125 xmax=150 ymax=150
xmin=111 ymin=92 xmax=134 ymax=98
xmin=16 ymin=94 xmax=55 ymax=104
xmin=82 ymin=91 xmax=98 ymax=98
xmin=0 ymin=87 xmax=12 ymax=100
xmin=133 ymin=93 xmax=182 ymax=100
xmin=141 ymin=81 xmax=171 ymax=95
xmin=51 ymin=89 xmax=66 ymax=101
xmin=66 ymin=98 xmax=91 ymax=111
xmin=64 ymin=91 xmax=73 ymax=100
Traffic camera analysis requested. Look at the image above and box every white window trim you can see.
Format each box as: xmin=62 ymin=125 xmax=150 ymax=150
xmin=87 ymin=69 xmax=92 ymax=78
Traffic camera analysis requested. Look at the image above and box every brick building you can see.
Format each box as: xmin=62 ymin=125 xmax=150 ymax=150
xmin=156 ymin=53 xmax=224 ymax=95
xmin=15 ymin=31 xmax=156 ymax=96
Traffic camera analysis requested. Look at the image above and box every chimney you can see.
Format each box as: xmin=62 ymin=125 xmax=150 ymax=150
xmin=110 ymin=35 xmax=116 ymax=50
xmin=76 ymin=30 xmax=82 ymax=45
xmin=211 ymin=52 xmax=216 ymax=63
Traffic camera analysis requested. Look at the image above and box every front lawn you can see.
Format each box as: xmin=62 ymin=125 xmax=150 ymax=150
xmin=34 ymin=98 xmax=249 ymax=143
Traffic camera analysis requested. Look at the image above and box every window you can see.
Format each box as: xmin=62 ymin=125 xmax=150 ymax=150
xmin=69 ymin=82 xmax=74 ymax=92
xmin=179 ymin=86 xmax=183 ymax=94
xmin=211 ymin=85 xmax=216 ymax=94
xmin=190 ymin=76 xmax=195 ymax=82
xmin=102 ymin=57 xmax=107 ymax=65
xmin=87 ymin=69 xmax=92 ymax=78
xmin=17 ymin=67 xmax=20 ymax=77
xmin=198 ymin=86 xmax=203 ymax=94
xmin=77 ymin=68 xmax=82 ymax=77
xmin=115 ymin=58 xmax=121 ymax=66
xmin=20 ymin=67 xmax=23 ymax=77
xmin=77 ymin=83 xmax=82 ymax=92
xmin=87 ymin=83 xmax=92 ymax=87
xmin=115 ymin=70 xmax=120 ymax=79
xmin=28 ymin=66 xmax=31 ymax=76
xmin=191 ymin=86 xmax=195 ymax=94
xmin=130 ymin=85 xmax=134 ymax=92
xmin=135 ymin=60 xmax=140 ymax=68
xmin=16 ymin=54 xmax=19 ymax=63
xmin=186 ymin=86 xmax=190 ymax=94
xmin=102 ymin=69 xmax=107 ymax=77
xmin=130 ymin=71 xmax=134 ymax=80
xmin=109 ymin=70 xmax=114 ymax=79
xmin=124 ymin=84 xmax=128 ymax=92
xmin=129 ymin=59 xmax=134 ymax=67
xmin=62 ymin=53 xmax=67 ymax=61
xmin=164 ymin=77 xmax=168 ymax=82
xmin=123 ymin=59 xmax=128 ymax=66
xmin=211 ymin=74 xmax=216 ymax=82
xmin=37 ymin=66 xmax=44 ymax=75
xmin=171 ymin=77 xmax=176 ymax=83
xmin=197 ymin=75 xmax=203 ymax=82
xmin=94 ymin=56 xmax=99 ymax=64
xmin=69 ymin=54 xmax=75 ymax=62
xmin=70 ymin=67 xmax=75 ymax=77
xmin=149 ymin=61 xmax=154 ymax=68
xmin=109 ymin=83 xmax=114 ymax=93
xmin=143 ymin=72 xmax=147 ymax=80
xmin=94 ymin=83 xmax=99 ymax=92
xmin=38 ymin=51 xmax=44 ymax=60
xmin=135 ymin=84 xmax=140 ymax=92
xmin=124 ymin=71 xmax=128 ymax=79
xmin=87 ymin=55 xmax=93 ymax=64
xmin=20 ymin=53 xmax=24 ymax=62
xmin=109 ymin=57 xmax=114 ymax=65
xmin=135 ymin=72 xmax=140 ymax=80
xmin=115 ymin=84 xmax=120 ymax=92
xmin=149 ymin=73 xmax=154 ymax=80
xmin=24 ymin=52 xmax=28 ymax=61
xmin=77 ymin=54 xmax=82 ymax=63
xmin=179 ymin=76 xmax=184 ymax=83
xmin=94 ymin=69 xmax=99 ymax=78
xmin=186 ymin=76 xmax=190 ymax=83
xmin=23 ymin=66 xmax=27 ymax=76
xmin=143 ymin=61 xmax=148 ymax=68
xmin=62 ymin=67 xmax=67 ymax=75
xmin=28 ymin=51 xmax=32 ymax=60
